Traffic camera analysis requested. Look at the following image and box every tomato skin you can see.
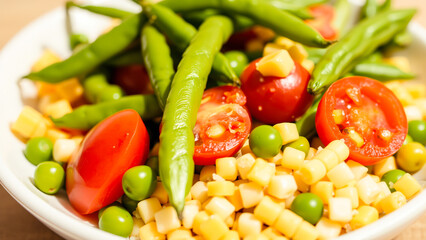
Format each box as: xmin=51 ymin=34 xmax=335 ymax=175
xmin=66 ymin=109 xmax=150 ymax=214
xmin=305 ymin=5 xmax=338 ymax=41
xmin=113 ymin=64 xmax=152 ymax=95
xmin=315 ymin=77 xmax=407 ymax=165
xmin=240 ymin=59 xmax=314 ymax=124
xmin=193 ymin=86 xmax=251 ymax=165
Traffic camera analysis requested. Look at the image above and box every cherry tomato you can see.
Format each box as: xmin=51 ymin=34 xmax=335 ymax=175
xmin=305 ymin=5 xmax=338 ymax=41
xmin=240 ymin=59 xmax=314 ymax=124
xmin=315 ymin=77 xmax=407 ymax=165
xmin=66 ymin=109 xmax=150 ymax=214
xmin=193 ymin=86 xmax=251 ymax=165
xmin=113 ymin=64 xmax=153 ymax=95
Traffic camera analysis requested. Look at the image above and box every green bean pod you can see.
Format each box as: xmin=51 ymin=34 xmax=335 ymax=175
xmin=104 ymin=50 xmax=144 ymax=66
xmin=141 ymin=24 xmax=175 ymax=110
xmin=333 ymin=0 xmax=351 ymax=38
xmin=307 ymin=9 xmax=416 ymax=95
xmin=361 ymin=0 xmax=378 ymax=19
xmin=159 ymin=0 xmax=332 ymax=47
xmin=351 ymin=62 xmax=415 ymax=81
xmin=159 ymin=16 xmax=233 ymax=215
xmin=295 ymin=96 xmax=322 ymax=139
xmin=25 ymin=14 xmax=144 ymax=83
xmin=66 ymin=1 xmax=134 ymax=19
xmin=51 ymin=94 xmax=161 ymax=130
xmin=265 ymin=0 xmax=313 ymax=19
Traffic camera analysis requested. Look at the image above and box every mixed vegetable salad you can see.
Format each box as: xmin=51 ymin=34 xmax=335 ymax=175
xmin=9 ymin=0 xmax=426 ymax=239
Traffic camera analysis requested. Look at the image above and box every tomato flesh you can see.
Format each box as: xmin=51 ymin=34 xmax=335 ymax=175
xmin=316 ymin=77 xmax=407 ymax=165
xmin=66 ymin=109 xmax=150 ymax=214
xmin=305 ymin=5 xmax=338 ymax=41
xmin=193 ymin=86 xmax=251 ymax=165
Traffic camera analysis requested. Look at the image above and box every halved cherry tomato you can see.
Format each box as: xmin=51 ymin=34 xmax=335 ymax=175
xmin=240 ymin=59 xmax=314 ymax=124
xmin=193 ymin=86 xmax=251 ymax=165
xmin=315 ymin=77 xmax=407 ymax=165
xmin=305 ymin=5 xmax=338 ymax=41
xmin=66 ymin=109 xmax=149 ymax=214
xmin=113 ymin=64 xmax=153 ymax=95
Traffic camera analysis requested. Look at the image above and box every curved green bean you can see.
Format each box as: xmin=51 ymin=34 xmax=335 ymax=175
xmin=351 ymin=62 xmax=415 ymax=81
xmin=104 ymin=50 xmax=144 ymax=66
xmin=66 ymin=1 xmax=134 ymax=19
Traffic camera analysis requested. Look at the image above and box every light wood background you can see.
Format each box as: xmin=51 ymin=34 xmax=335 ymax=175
xmin=0 ymin=0 xmax=425 ymax=239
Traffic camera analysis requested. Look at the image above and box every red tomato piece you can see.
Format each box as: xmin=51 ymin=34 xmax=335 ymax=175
xmin=305 ymin=5 xmax=338 ymax=41
xmin=193 ymin=86 xmax=251 ymax=165
xmin=315 ymin=77 xmax=408 ymax=165
xmin=113 ymin=64 xmax=153 ymax=95
xmin=66 ymin=109 xmax=150 ymax=214
xmin=240 ymin=59 xmax=314 ymax=124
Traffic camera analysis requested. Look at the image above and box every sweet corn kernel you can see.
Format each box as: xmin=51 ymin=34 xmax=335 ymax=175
xmin=55 ymin=78 xmax=84 ymax=103
xmin=191 ymin=181 xmax=209 ymax=203
xmin=151 ymin=182 xmax=169 ymax=204
xmin=192 ymin=211 xmax=210 ymax=235
xmin=225 ymin=212 xmax=235 ymax=228
xmin=350 ymin=206 xmax=379 ymax=230
xmin=275 ymin=166 xmax=293 ymax=175
xmin=287 ymin=43 xmax=308 ymax=63
xmin=204 ymin=197 xmax=235 ymax=220
xmin=11 ymin=106 xmax=45 ymax=139
xmin=139 ymin=222 xmax=165 ymax=240
xmin=346 ymin=160 xmax=368 ymax=180
xmin=301 ymin=59 xmax=315 ymax=74
xmin=274 ymin=209 xmax=303 ymax=238
xmin=216 ymin=157 xmax=238 ymax=181
xmin=182 ymin=200 xmax=201 ymax=229
xmin=247 ymin=158 xmax=275 ymax=187
xmin=239 ymin=182 xmax=264 ymax=208
xmin=38 ymin=94 xmax=60 ymax=114
xmin=252 ymin=25 xmax=275 ymax=41
xmin=237 ymin=153 xmax=256 ymax=180
xmin=315 ymin=217 xmax=342 ymax=240
xmin=293 ymin=221 xmax=319 ymax=240
xmin=274 ymin=36 xmax=295 ymax=49
xmin=207 ymin=181 xmax=235 ymax=197
xmin=130 ymin=217 xmax=144 ymax=238
xmin=237 ymin=213 xmax=262 ymax=238
xmin=221 ymin=230 xmax=240 ymax=240
xmin=254 ymin=196 xmax=284 ymax=226
xmin=137 ymin=197 xmax=162 ymax=224
xmin=306 ymin=147 xmax=317 ymax=160
xmin=379 ymin=191 xmax=406 ymax=214
xmin=200 ymin=165 xmax=216 ymax=182
xmin=325 ymin=139 xmax=350 ymax=162
xmin=256 ymin=49 xmax=295 ymax=77
xmin=311 ymin=181 xmax=334 ymax=205
xmin=273 ymin=122 xmax=299 ymax=145
xmin=293 ymin=171 xmax=310 ymax=193
xmin=335 ymin=186 xmax=359 ymax=209
xmin=314 ymin=148 xmax=339 ymax=171
xmin=385 ymin=81 xmax=414 ymax=106
xmin=300 ymin=159 xmax=327 ymax=185
xmin=262 ymin=227 xmax=284 ymax=239
xmin=45 ymin=128 xmax=70 ymax=144
xmin=53 ymin=139 xmax=77 ymax=162
xmin=267 ymin=174 xmax=297 ymax=199
xmin=44 ymin=99 xmax=73 ymax=119
xmin=30 ymin=120 xmax=48 ymax=138
xmin=404 ymin=82 xmax=426 ymax=99
xmin=240 ymin=139 xmax=252 ymax=155
xmin=167 ymin=227 xmax=192 ymax=240
xmin=405 ymin=105 xmax=423 ymax=122
xmin=226 ymin=187 xmax=244 ymax=212
xmin=328 ymin=197 xmax=353 ymax=222
xmin=393 ymin=173 xmax=422 ymax=199
xmin=281 ymin=147 xmax=305 ymax=170
xmin=327 ymin=162 xmax=355 ymax=189
xmin=356 ymin=175 xmax=381 ymax=204
xmin=200 ymin=215 xmax=229 ymax=240
xmin=384 ymin=56 xmax=411 ymax=72
xmin=31 ymin=49 xmax=61 ymax=72
xmin=155 ymin=206 xmax=181 ymax=234
xmin=373 ymin=156 xmax=397 ymax=178
xmin=244 ymin=234 xmax=269 ymax=240
xmin=268 ymin=151 xmax=283 ymax=165
xmin=263 ymin=43 xmax=285 ymax=56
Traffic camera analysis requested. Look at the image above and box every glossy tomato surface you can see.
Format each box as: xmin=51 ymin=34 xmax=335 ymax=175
xmin=113 ymin=64 xmax=152 ymax=95
xmin=315 ymin=77 xmax=407 ymax=165
xmin=66 ymin=109 xmax=150 ymax=214
xmin=305 ymin=4 xmax=338 ymax=41
xmin=193 ymin=86 xmax=251 ymax=165
xmin=241 ymin=59 xmax=314 ymax=124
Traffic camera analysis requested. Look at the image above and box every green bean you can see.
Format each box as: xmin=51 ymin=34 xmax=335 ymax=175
xmin=351 ymin=62 xmax=415 ymax=81
xmin=361 ymin=0 xmax=378 ymax=19
xmin=144 ymin=4 xmax=240 ymax=86
xmin=295 ymin=96 xmax=322 ymax=139
xmin=159 ymin=15 xmax=233 ymax=215
xmin=104 ymin=50 xmax=144 ymax=66
xmin=308 ymin=9 xmax=416 ymax=95
xmin=265 ymin=0 xmax=313 ymax=19
xmin=159 ymin=0 xmax=332 ymax=48
xmin=141 ymin=24 xmax=174 ymax=110
xmin=183 ymin=9 xmax=254 ymax=31
xmin=51 ymin=94 xmax=161 ymax=130
xmin=305 ymin=47 xmax=327 ymax=64
xmin=81 ymin=70 xmax=110 ymax=103
xmin=66 ymin=1 xmax=134 ymax=19
xmin=25 ymin=13 xmax=144 ymax=83
xmin=379 ymin=0 xmax=392 ymax=12
xmin=333 ymin=0 xmax=351 ymax=37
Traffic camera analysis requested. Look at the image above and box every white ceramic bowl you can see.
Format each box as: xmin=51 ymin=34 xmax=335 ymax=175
xmin=0 ymin=0 xmax=425 ymax=240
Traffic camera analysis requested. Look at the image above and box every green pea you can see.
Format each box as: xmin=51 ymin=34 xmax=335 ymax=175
xmin=122 ymin=194 xmax=139 ymax=213
xmin=24 ymin=137 xmax=53 ymax=165
xmin=145 ymin=156 xmax=159 ymax=176
xmin=283 ymin=136 xmax=310 ymax=156
xmin=34 ymin=161 xmax=65 ymax=195
xmin=396 ymin=142 xmax=426 ymax=173
xmin=381 ymin=169 xmax=406 ymax=192
xmin=83 ymin=72 xmax=109 ymax=103
xmin=249 ymin=125 xmax=283 ymax=159
xmin=98 ymin=206 xmax=133 ymax=237
xmin=122 ymin=165 xmax=157 ymax=201
xmin=290 ymin=193 xmax=323 ymax=225
xmin=408 ymin=120 xmax=426 ymax=145
xmin=98 ymin=201 xmax=121 ymax=219
xmin=403 ymin=134 xmax=413 ymax=146
xmin=97 ymin=85 xmax=124 ymax=102
xmin=224 ymin=50 xmax=249 ymax=77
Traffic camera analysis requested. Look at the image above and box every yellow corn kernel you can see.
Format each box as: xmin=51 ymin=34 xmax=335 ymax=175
xmin=350 ymin=206 xmax=379 ymax=230
xmin=356 ymin=175 xmax=381 ymax=204
xmin=346 ymin=160 xmax=368 ymax=180
xmin=38 ymin=94 xmax=61 ymax=114
xmin=332 ymin=109 xmax=345 ymax=125
xmin=306 ymin=147 xmax=317 ymax=160
xmin=275 ymin=166 xmax=293 ymax=175
xmin=31 ymin=49 xmax=61 ymax=72
xmin=300 ymin=159 xmax=327 ymax=185
xmin=240 ymin=139 xmax=252 ymax=155
xmin=301 ymin=59 xmax=315 ymax=74
xmin=224 ymin=212 xmax=235 ymax=228
xmin=404 ymin=82 xmax=426 ymax=99
xmin=151 ymin=182 xmax=169 ymax=204
xmin=311 ymin=181 xmax=334 ymax=205
xmin=252 ymin=25 xmax=276 ymax=41
xmin=256 ymin=49 xmax=295 ymax=77
xmin=31 ymin=120 xmax=48 ymax=139
xmin=385 ymin=81 xmax=413 ymax=106
xmin=207 ymin=181 xmax=235 ymax=197
xmin=216 ymin=157 xmax=238 ymax=181
xmin=130 ymin=217 xmax=144 ymax=238
xmin=373 ymin=156 xmax=396 ymax=178
xmin=314 ymin=148 xmax=339 ymax=171
xmin=414 ymin=98 xmax=426 ymax=118
xmin=190 ymin=181 xmax=209 ymax=204
xmin=268 ymin=151 xmax=283 ymax=165
xmin=379 ymin=191 xmax=406 ymax=214
xmin=192 ymin=211 xmax=210 ymax=235
xmin=53 ymin=139 xmax=77 ymax=162
xmin=225 ymin=187 xmax=243 ymax=212
xmin=327 ymin=162 xmax=355 ymax=189
xmin=393 ymin=173 xmax=422 ymax=199
xmin=281 ymin=147 xmax=305 ymax=170
xmin=204 ymin=197 xmax=235 ymax=220
xmin=274 ymin=209 xmax=303 ymax=238
xmin=293 ymin=171 xmax=310 ymax=193
xmin=246 ymin=39 xmax=265 ymax=53
xmin=44 ymin=99 xmax=73 ymax=119
xmin=200 ymin=165 xmax=216 ymax=182
xmin=384 ymin=56 xmax=411 ymax=72
xmin=328 ymin=197 xmax=353 ymax=222
xmin=315 ymin=217 xmax=342 ymax=240
xmin=11 ymin=106 xmax=46 ymax=139
xmin=274 ymin=36 xmax=295 ymax=49
xmin=56 ymin=78 xmax=84 ymax=103
xmin=45 ymin=128 xmax=70 ymax=144
xmin=182 ymin=200 xmax=201 ymax=229
xmin=325 ymin=139 xmax=350 ymax=162
xmin=369 ymin=174 xmax=380 ymax=183
xmin=137 ymin=197 xmax=162 ymax=224
xmin=247 ymin=158 xmax=275 ymax=187
xmin=263 ymin=43 xmax=285 ymax=56
xmin=293 ymin=221 xmax=319 ymax=240
xmin=167 ymin=227 xmax=192 ymax=240
xmin=200 ymin=215 xmax=229 ymax=240
xmin=221 ymin=230 xmax=240 ymax=240
xmin=237 ymin=153 xmax=256 ymax=180
xmin=273 ymin=122 xmax=299 ymax=145
xmin=239 ymin=182 xmax=264 ymax=208
xmin=287 ymin=43 xmax=308 ymax=63
xmin=405 ymin=105 xmax=423 ymax=122
xmin=267 ymin=174 xmax=297 ymax=199
xmin=139 ymin=222 xmax=165 ymax=240
xmin=253 ymin=196 xmax=284 ymax=226
xmin=262 ymin=227 xmax=287 ymax=239
xmin=335 ymin=186 xmax=359 ymax=209
xmin=155 ymin=206 xmax=181 ymax=234
xmin=237 ymin=213 xmax=262 ymax=238
xmin=244 ymin=234 xmax=269 ymax=240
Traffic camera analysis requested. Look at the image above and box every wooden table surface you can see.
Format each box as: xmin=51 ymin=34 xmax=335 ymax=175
xmin=1 ymin=0 xmax=425 ymax=239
